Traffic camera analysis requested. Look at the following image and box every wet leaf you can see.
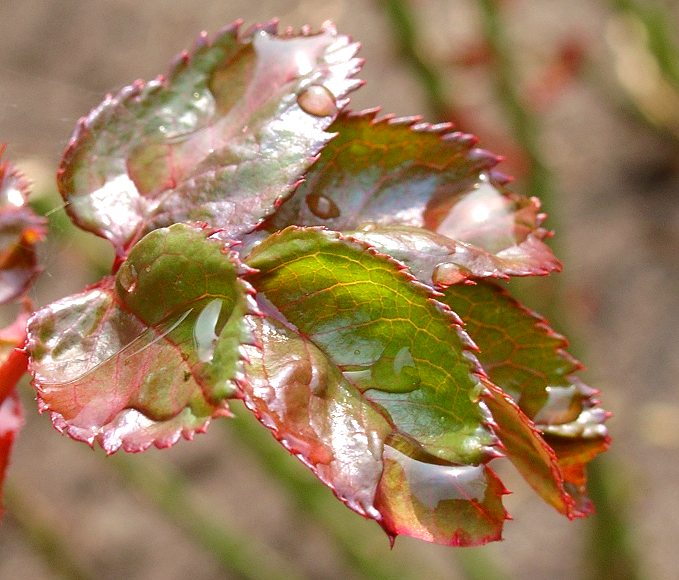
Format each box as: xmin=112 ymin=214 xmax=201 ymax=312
xmin=59 ymin=22 xmax=362 ymax=251
xmin=242 ymin=227 xmax=508 ymax=544
xmin=349 ymin=225 xmax=561 ymax=286
xmin=26 ymin=224 xmax=254 ymax=452
xmin=0 ymin=149 xmax=46 ymax=304
xmin=268 ymin=111 xmax=560 ymax=282
xmin=441 ymin=281 xmax=609 ymax=516
xmin=245 ymin=227 xmax=498 ymax=465
xmin=0 ymin=391 xmax=22 ymax=516
xmin=242 ymin=300 xmax=507 ymax=546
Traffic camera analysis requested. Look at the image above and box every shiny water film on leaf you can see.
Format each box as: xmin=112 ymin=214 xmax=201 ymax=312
xmin=241 ymin=312 xmax=508 ymax=546
xmin=442 ymin=281 xmax=609 ymax=516
xmin=26 ymin=224 xmax=255 ymax=453
xmin=244 ymin=226 xmax=499 ymax=466
xmin=58 ymin=21 xmax=362 ymax=251
xmin=268 ymin=111 xmax=560 ymax=283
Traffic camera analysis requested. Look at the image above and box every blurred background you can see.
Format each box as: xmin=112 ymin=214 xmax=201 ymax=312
xmin=1 ymin=0 xmax=678 ymax=578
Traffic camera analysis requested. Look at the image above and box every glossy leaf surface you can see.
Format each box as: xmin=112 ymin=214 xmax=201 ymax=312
xmin=350 ymin=225 xmax=561 ymax=286
xmin=0 ymin=150 xmax=46 ymax=304
xmin=241 ymin=288 xmax=507 ymax=546
xmin=26 ymin=224 xmax=253 ymax=452
xmin=268 ymin=112 xmax=560 ymax=282
xmin=59 ymin=22 xmax=361 ymax=250
xmin=441 ymin=281 xmax=609 ymax=516
xmin=245 ymin=227 xmax=497 ymax=465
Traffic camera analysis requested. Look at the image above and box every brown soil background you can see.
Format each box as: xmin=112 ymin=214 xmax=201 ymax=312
xmin=1 ymin=1 xmax=678 ymax=578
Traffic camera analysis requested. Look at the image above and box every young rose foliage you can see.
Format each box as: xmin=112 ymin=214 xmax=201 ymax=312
xmin=24 ymin=20 xmax=609 ymax=545
xmin=0 ymin=147 xmax=46 ymax=514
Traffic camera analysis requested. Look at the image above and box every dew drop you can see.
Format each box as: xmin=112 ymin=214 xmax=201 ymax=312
xmin=384 ymin=445 xmax=487 ymax=508
xmin=432 ymin=262 xmax=468 ymax=286
xmin=193 ymin=299 xmax=223 ymax=363
xmin=118 ymin=264 xmax=138 ymax=293
xmin=306 ymin=193 xmax=340 ymax=219
xmin=297 ymin=84 xmax=337 ymax=117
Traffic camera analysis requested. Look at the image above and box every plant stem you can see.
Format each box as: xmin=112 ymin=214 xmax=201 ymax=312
xmin=379 ymin=0 xmax=455 ymax=121
xmin=611 ymin=0 xmax=679 ymax=89
xmin=0 ymin=349 xmax=28 ymax=404
xmin=476 ymin=0 xmax=552 ymax=205
xmin=108 ymin=452 xmax=303 ymax=580
xmin=225 ymin=403 xmax=424 ymax=580
xmin=4 ymin=482 xmax=93 ymax=580
xmin=583 ymin=457 xmax=643 ymax=580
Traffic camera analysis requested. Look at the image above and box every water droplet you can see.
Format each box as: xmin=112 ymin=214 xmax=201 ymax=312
xmin=306 ymin=193 xmax=340 ymax=219
xmin=354 ymin=349 xmax=361 ymax=356
xmin=534 ymin=385 xmax=581 ymax=425
xmin=193 ymin=299 xmax=223 ymax=363
xmin=118 ymin=264 xmax=138 ymax=293
xmin=297 ymin=84 xmax=337 ymax=117
xmin=425 ymin=174 xmax=528 ymax=252
xmin=372 ymin=347 xmax=420 ymax=393
xmin=384 ymin=445 xmax=487 ymax=508
xmin=432 ymin=262 xmax=468 ymax=287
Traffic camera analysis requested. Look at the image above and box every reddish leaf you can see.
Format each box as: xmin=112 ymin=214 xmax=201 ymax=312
xmin=350 ymin=225 xmax=561 ymax=286
xmin=26 ymin=224 xmax=255 ymax=452
xmin=0 ymin=149 xmax=46 ymax=304
xmin=0 ymin=391 xmax=23 ymax=515
xmin=58 ymin=22 xmax=362 ymax=252
xmin=242 ymin=315 xmax=508 ymax=546
xmin=241 ymin=227 xmax=510 ymax=544
xmin=441 ymin=281 xmax=609 ymax=516
xmin=268 ymin=111 xmax=560 ymax=282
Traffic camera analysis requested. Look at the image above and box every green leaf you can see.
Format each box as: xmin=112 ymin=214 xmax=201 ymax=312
xmin=242 ymin=314 xmax=508 ymax=546
xmin=245 ymin=226 xmax=498 ymax=465
xmin=241 ymin=226 xmax=509 ymax=545
xmin=26 ymin=224 xmax=254 ymax=453
xmin=440 ymin=281 xmax=609 ymax=516
xmin=58 ymin=22 xmax=361 ymax=251
xmin=268 ymin=111 xmax=560 ymax=282
xmin=0 ymin=148 xmax=46 ymax=304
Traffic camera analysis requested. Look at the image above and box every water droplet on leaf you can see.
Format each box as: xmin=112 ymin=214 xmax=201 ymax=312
xmin=118 ymin=264 xmax=138 ymax=293
xmin=297 ymin=84 xmax=337 ymax=117
xmin=432 ymin=262 xmax=467 ymax=286
xmin=193 ymin=299 xmax=223 ymax=363
xmin=306 ymin=193 xmax=340 ymax=219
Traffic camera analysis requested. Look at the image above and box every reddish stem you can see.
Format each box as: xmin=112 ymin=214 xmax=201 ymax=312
xmin=0 ymin=348 xmax=28 ymax=404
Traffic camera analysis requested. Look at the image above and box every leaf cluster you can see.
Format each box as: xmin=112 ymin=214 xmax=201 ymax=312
xmin=5 ymin=21 xmax=609 ymax=545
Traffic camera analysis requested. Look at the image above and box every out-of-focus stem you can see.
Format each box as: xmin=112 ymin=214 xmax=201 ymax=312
xmin=380 ymin=0 xmax=455 ymax=121
xmin=224 ymin=403 xmax=423 ymax=580
xmin=108 ymin=453 xmax=303 ymax=580
xmin=4 ymin=482 xmax=93 ymax=580
xmin=611 ymin=0 xmax=679 ymax=89
xmin=584 ymin=457 xmax=643 ymax=580
xmin=476 ymin=0 xmax=551 ymax=206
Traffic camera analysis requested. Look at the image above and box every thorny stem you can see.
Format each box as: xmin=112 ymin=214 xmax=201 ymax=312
xmin=4 ymin=483 xmax=93 ymax=580
xmin=107 ymin=454 xmax=302 ymax=580
xmin=108 ymin=452 xmax=303 ymax=580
